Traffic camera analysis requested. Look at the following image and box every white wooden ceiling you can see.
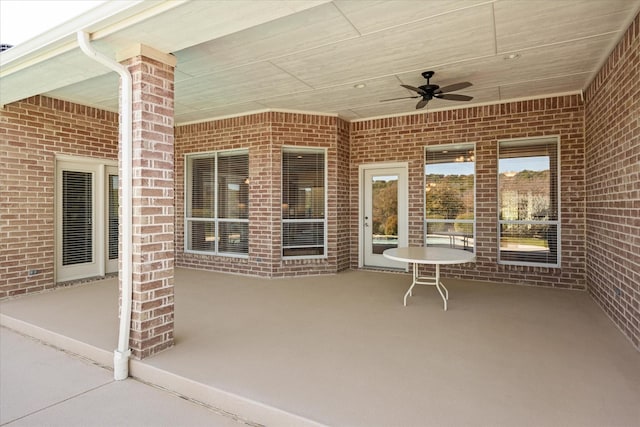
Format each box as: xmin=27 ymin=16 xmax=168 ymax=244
xmin=2 ymin=0 xmax=639 ymax=124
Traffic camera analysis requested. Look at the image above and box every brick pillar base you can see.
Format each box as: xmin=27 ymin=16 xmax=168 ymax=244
xmin=121 ymin=46 xmax=176 ymax=359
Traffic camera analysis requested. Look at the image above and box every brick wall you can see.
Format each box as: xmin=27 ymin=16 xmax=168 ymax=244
xmin=584 ymin=12 xmax=639 ymax=350
xmin=124 ymin=54 xmax=176 ymax=358
xmin=175 ymin=112 xmax=349 ymax=277
xmin=336 ymin=117 xmax=351 ymax=272
xmin=0 ymin=96 xmax=118 ymax=298
xmin=350 ymin=95 xmax=586 ymax=289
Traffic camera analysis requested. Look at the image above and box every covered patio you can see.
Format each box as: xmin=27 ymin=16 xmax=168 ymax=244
xmin=2 ymin=268 xmax=639 ymax=426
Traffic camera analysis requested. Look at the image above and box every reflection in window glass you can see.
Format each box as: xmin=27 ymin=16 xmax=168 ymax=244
xmin=498 ymin=138 xmax=559 ymax=266
xmin=425 ymin=144 xmax=475 ymax=252
xmin=371 ymin=175 xmax=398 ymax=254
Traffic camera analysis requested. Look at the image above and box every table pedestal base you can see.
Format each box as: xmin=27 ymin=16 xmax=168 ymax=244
xmin=404 ymin=263 xmax=449 ymax=310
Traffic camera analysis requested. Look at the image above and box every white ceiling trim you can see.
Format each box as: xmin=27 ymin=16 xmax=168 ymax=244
xmin=349 ymin=90 xmax=584 ymax=123
xmin=177 ymin=107 xmax=340 ymax=127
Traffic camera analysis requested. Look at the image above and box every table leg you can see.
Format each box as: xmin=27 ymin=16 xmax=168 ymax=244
xmin=434 ymin=263 xmax=449 ymax=311
xmin=403 ymin=262 xmax=419 ymax=306
xmin=403 ymin=262 xmax=449 ymax=310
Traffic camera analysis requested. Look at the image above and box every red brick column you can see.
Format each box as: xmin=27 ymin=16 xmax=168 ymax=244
xmin=121 ymin=46 xmax=176 ymax=359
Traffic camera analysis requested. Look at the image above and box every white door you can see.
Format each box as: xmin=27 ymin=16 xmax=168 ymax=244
xmin=361 ymin=165 xmax=408 ymax=269
xmin=56 ymin=160 xmax=117 ymax=282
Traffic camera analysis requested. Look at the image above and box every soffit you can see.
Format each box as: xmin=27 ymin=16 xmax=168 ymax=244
xmin=1 ymin=0 xmax=638 ymax=124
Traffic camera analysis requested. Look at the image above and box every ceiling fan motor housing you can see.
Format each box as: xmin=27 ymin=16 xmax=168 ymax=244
xmin=420 ymin=84 xmax=440 ymax=94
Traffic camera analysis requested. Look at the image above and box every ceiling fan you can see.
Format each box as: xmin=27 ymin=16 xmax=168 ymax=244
xmin=382 ymin=71 xmax=473 ymax=109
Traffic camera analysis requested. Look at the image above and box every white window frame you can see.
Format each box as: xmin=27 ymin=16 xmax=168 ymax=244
xmin=184 ymin=149 xmax=249 ymax=258
xmin=282 ymin=146 xmax=328 ymax=260
xmin=424 ymin=143 xmax=477 ymax=253
xmin=497 ymin=136 xmax=561 ymax=268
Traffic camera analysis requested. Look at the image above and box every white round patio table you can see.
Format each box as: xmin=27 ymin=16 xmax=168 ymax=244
xmin=383 ymin=247 xmax=476 ymax=311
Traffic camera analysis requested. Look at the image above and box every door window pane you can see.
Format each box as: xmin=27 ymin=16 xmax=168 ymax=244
xmin=371 ymin=175 xmax=398 ymax=254
xmin=108 ymin=174 xmax=118 ymax=261
xmin=62 ymin=171 xmax=93 ymax=265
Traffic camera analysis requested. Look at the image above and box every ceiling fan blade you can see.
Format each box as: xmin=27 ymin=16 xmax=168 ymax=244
xmin=416 ymin=98 xmax=430 ymax=109
xmin=435 ymin=82 xmax=472 ymax=94
xmin=401 ymin=84 xmax=425 ymax=94
xmin=380 ymin=95 xmax=421 ymax=102
xmin=435 ymin=93 xmax=474 ymax=101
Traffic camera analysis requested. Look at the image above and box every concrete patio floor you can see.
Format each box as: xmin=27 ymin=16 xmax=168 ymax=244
xmin=1 ymin=268 xmax=639 ymax=426
xmin=0 ymin=327 xmax=246 ymax=426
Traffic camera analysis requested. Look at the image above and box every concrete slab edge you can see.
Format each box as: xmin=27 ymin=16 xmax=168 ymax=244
xmin=130 ymin=361 xmax=327 ymax=427
xmin=0 ymin=314 xmax=112 ymax=367
xmin=0 ymin=313 xmax=326 ymax=427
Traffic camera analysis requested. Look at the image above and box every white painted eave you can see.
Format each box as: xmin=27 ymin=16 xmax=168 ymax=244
xmin=0 ymin=1 xmax=171 ymax=73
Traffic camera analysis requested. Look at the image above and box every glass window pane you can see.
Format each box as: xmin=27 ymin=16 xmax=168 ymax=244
xmin=499 ymin=140 xmax=558 ymax=220
xmin=499 ymin=138 xmax=559 ymax=266
xmin=425 ymin=221 xmax=474 ymax=250
xmin=282 ymin=148 xmax=325 ymax=258
xmin=425 ymin=144 xmax=475 ymax=251
xmin=188 ymin=220 xmax=216 ymax=252
xmin=186 ymin=151 xmax=249 ymax=256
xmin=218 ymin=153 xmax=249 ymax=219
xmin=190 ymin=157 xmax=215 ymax=218
xmin=371 ymin=175 xmax=398 ymax=254
xmin=218 ymin=222 xmax=248 ymax=254
xmin=282 ymin=151 xmax=325 ymax=220
xmin=499 ymin=157 xmax=556 ymax=221
xmin=500 ymin=223 xmax=558 ymax=264
xmin=62 ymin=171 xmax=93 ymax=266
xmin=282 ymin=222 xmax=324 ymax=256
xmin=108 ymin=174 xmax=119 ymax=260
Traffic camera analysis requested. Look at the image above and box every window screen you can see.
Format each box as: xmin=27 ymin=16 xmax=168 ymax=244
xmin=282 ymin=148 xmax=326 ymax=258
xmin=498 ymin=137 xmax=559 ymax=266
xmin=185 ymin=150 xmax=249 ymax=256
xmin=425 ymin=144 xmax=475 ymax=252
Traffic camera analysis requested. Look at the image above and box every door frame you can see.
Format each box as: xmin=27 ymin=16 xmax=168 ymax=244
xmin=358 ymin=162 xmax=409 ymax=269
xmin=55 ymin=155 xmax=117 ymax=282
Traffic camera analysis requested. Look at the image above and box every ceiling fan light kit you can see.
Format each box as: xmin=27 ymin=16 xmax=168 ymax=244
xmin=381 ymin=71 xmax=474 ymax=109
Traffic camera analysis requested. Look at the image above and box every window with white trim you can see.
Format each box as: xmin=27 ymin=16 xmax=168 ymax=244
xmin=425 ymin=143 xmax=475 ymax=252
xmin=185 ymin=150 xmax=249 ymax=256
xmin=498 ymin=137 xmax=559 ymax=266
xmin=282 ymin=147 xmax=326 ymax=258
